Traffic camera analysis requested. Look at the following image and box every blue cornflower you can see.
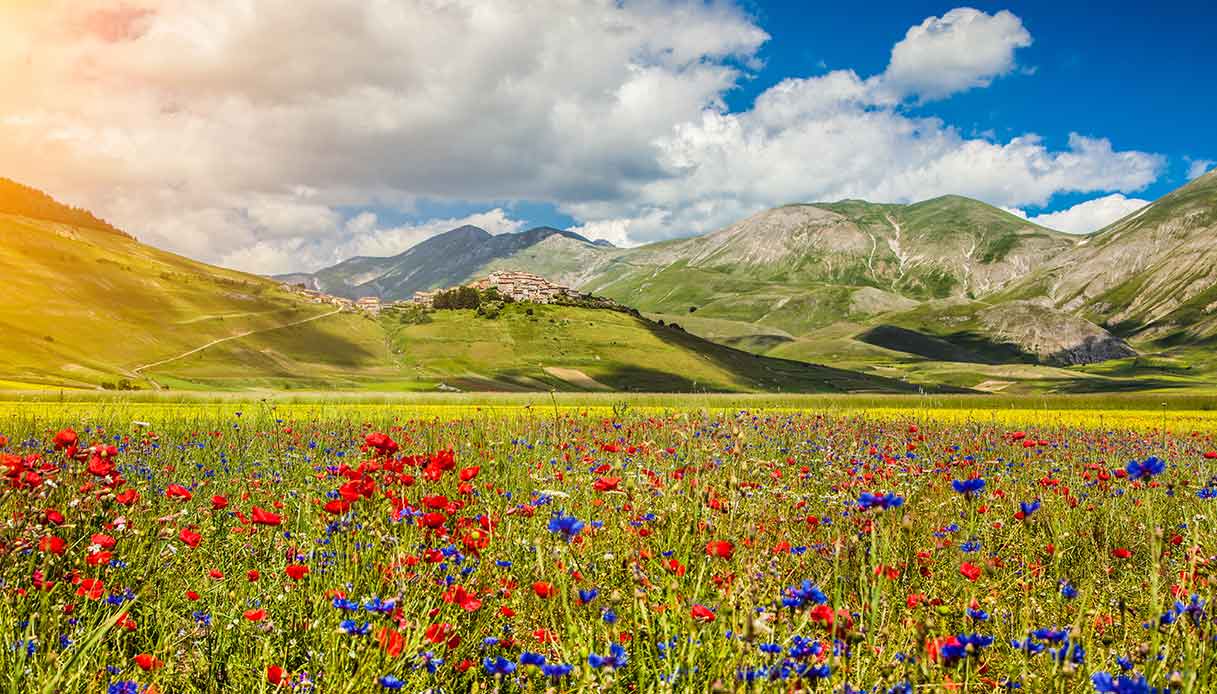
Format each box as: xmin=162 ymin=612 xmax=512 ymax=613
xmin=1125 ymin=457 xmax=1166 ymax=480
xmin=951 ymin=478 xmax=986 ymax=498
xmin=108 ymin=683 xmax=141 ymax=694
xmin=378 ymin=675 xmax=404 ymax=690
xmin=967 ymin=608 xmax=990 ymax=621
xmin=519 ymin=652 xmax=546 ymax=667
xmin=339 ymin=620 xmax=372 ymax=636
xmin=781 ymin=580 xmax=828 ymax=609
xmin=541 ymin=663 xmax=573 ymax=678
xmin=483 ymin=656 xmax=516 ymax=676
xmin=547 ymin=512 xmax=585 ymax=541
xmin=602 ymin=608 xmax=618 ymax=624
xmin=858 ymin=492 xmax=904 ymax=510
xmin=588 ymin=643 xmax=628 ymax=669
xmin=578 ymin=588 xmax=599 ymax=605
xmin=1019 ymin=500 xmax=1041 ymax=518
xmin=1060 ymin=582 xmax=1078 ymax=599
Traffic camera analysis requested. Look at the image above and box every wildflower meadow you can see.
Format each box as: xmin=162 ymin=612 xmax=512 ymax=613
xmin=3 ymin=402 xmax=1217 ymax=693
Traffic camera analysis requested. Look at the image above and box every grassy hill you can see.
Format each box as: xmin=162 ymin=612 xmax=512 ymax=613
xmin=148 ymin=303 xmax=930 ymax=393
xmin=0 ymin=211 xmax=346 ymax=389
xmin=1 ymin=179 xmax=920 ymax=394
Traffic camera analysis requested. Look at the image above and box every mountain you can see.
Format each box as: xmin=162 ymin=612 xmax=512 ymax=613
xmin=581 ymin=196 xmax=1077 ymax=336
xmin=2 ymin=179 xmax=915 ymax=394
xmin=285 ymin=195 xmax=1150 ymax=390
xmin=1003 ymin=170 xmax=1217 ymax=344
xmin=277 ymin=225 xmax=615 ymax=300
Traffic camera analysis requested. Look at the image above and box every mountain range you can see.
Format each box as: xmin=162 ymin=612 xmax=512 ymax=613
xmin=6 ymin=168 xmax=1216 ymax=394
xmin=281 ymin=170 xmax=1217 ymax=392
xmin=0 ymin=177 xmax=913 ymax=394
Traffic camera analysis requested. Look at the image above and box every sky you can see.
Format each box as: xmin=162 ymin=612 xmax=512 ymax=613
xmin=1 ymin=1 xmax=1214 ymax=274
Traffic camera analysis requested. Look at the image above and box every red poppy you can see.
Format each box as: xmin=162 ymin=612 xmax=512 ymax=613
xmin=251 ymin=506 xmax=282 ymax=526
xmin=285 ymin=564 xmax=309 ymax=581
xmin=420 ymin=512 xmax=446 ymax=529
xmin=959 ymin=562 xmax=982 ymax=582
xmin=247 ymin=569 xmax=260 ymax=582
xmin=1112 ymin=547 xmax=1132 ymax=559
xmin=244 ymin=608 xmax=267 ymax=621
xmin=134 ymin=653 xmax=163 ymax=671
xmin=53 ymin=428 xmax=78 ymax=450
xmin=705 ymin=540 xmax=734 ymax=559
xmin=691 ymin=604 xmax=716 ymax=623
xmin=179 ymin=528 xmax=202 ymax=548
xmin=40 ymin=536 xmax=66 ymax=555
xmin=115 ymin=488 xmax=139 ymax=506
xmin=376 ymin=627 xmax=404 ymax=657
xmin=267 ymin=664 xmax=285 ymax=685
xmin=594 ymin=476 xmax=622 ymax=492
xmin=211 ymin=495 xmax=229 ymax=510
xmin=165 ymin=484 xmax=192 ymax=501
xmin=532 ymin=581 xmax=557 ymax=599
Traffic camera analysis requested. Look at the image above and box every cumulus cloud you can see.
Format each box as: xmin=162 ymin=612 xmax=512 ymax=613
xmin=0 ymin=2 xmax=1165 ymax=265
xmin=220 ymin=208 xmax=529 ymax=275
xmin=1188 ymin=159 xmax=1214 ymax=180
xmin=1010 ymin=194 xmax=1151 ymax=234
xmin=879 ymin=8 xmax=1032 ymax=101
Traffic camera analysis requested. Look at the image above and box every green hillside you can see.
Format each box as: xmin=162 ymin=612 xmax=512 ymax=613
xmin=148 ymin=303 xmax=929 ymax=393
xmin=0 ymin=180 xmax=920 ymax=394
xmin=0 ymin=211 xmax=351 ymax=389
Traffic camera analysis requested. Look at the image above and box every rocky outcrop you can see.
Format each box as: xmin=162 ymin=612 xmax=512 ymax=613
xmin=977 ymin=301 xmax=1135 ymax=366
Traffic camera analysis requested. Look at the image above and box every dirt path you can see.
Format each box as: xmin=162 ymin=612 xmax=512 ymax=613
xmin=543 ymin=366 xmax=613 ymax=391
xmin=133 ymin=308 xmax=343 ymax=375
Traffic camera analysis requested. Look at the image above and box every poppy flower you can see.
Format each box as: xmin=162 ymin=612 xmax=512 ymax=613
xmin=39 ymin=536 xmax=66 ymax=555
xmin=690 ymin=604 xmax=716 ymax=623
xmin=705 ymin=540 xmax=734 ymax=559
xmin=1112 ymin=547 xmax=1132 ymax=559
xmin=115 ymin=488 xmax=139 ymax=505
xmin=251 ymin=506 xmax=282 ymax=526
xmin=959 ymin=562 xmax=982 ymax=581
xmin=419 ymin=512 xmax=446 ymax=529
xmin=285 ymin=564 xmax=309 ymax=581
xmin=211 ymin=495 xmax=229 ymax=510
xmin=244 ymin=608 xmax=267 ymax=621
xmin=532 ymin=581 xmax=558 ymax=599
xmin=134 ymin=653 xmax=163 ymax=671
xmin=165 ymin=484 xmax=192 ymax=501
xmin=179 ymin=528 xmax=202 ymax=548
xmin=267 ymin=664 xmax=285 ymax=685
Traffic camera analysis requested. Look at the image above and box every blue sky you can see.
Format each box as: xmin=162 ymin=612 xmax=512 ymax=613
xmin=3 ymin=1 xmax=1214 ymax=272
xmin=734 ymin=0 xmax=1216 ymax=199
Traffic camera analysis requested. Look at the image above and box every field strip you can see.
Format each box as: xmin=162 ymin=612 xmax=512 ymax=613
xmin=131 ymin=308 xmax=343 ymax=374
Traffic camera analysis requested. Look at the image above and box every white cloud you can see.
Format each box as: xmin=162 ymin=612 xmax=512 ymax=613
xmin=220 ymin=208 xmax=529 ymax=274
xmin=880 ymin=8 xmax=1032 ymax=101
xmin=1015 ymin=194 xmax=1151 ymax=234
xmin=1188 ymin=159 xmax=1214 ymax=179
xmin=0 ymin=0 xmax=767 ymax=268
xmin=0 ymin=3 xmax=1166 ymax=265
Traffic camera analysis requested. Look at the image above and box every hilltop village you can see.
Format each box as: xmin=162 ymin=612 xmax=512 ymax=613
xmin=282 ymin=270 xmax=605 ymax=315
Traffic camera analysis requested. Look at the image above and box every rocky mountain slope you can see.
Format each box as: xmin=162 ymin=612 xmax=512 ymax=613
xmin=277 ymin=225 xmax=617 ymax=299
xmin=1004 ymin=170 xmax=1217 ymax=344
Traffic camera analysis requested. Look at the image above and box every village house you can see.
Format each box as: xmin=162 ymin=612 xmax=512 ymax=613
xmin=355 ymin=296 xmax=382 ymax=315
